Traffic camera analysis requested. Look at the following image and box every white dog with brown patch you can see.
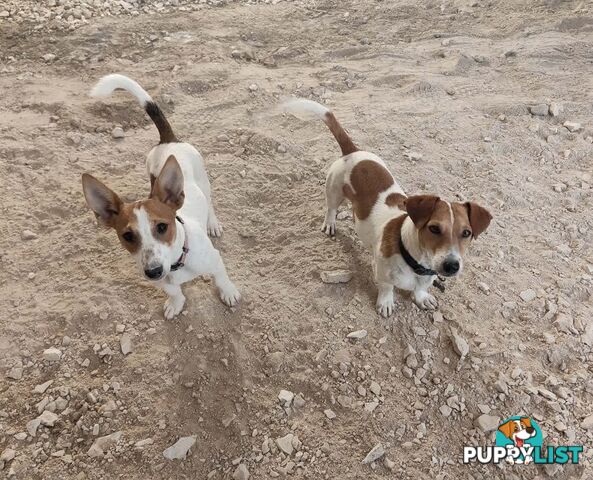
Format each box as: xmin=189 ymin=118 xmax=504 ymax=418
xmin=283 ymin=98 xmax=492 ymax=316
xmin=82 ymin=74 xmax=240 ymax=319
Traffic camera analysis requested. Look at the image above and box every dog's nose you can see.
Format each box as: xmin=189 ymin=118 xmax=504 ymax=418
xmin=144 ymin=266 xmax=163 ymax=279
xmin=443 ymin=259 xmax=460 ymax=276
xmin=526 ymin=426 xmax=534 ymax=434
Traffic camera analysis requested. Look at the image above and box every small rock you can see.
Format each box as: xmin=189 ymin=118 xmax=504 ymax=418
xmin=26 ymin=418 xmax=41 ymax=437
xmin=320 ymin=270 xmax=352 ymax=284
xmin=7 ymin=367 xmax=23 ymax=380
xmin=293 ymin=394 xmax=306 ymax=408
xmin=475 ymin=414 xmax=500 ymax=432
xmin=323 ymin=409 xmax=336 ymax=420
xmin=450 ymin=330 xmax=469 ymax=358
xmin=369 ymin=381 xmax=381 ymax=396
xmin=38 ymin=410 xmax=59 ymax=427
xmin=120 ymin=334 xmax=133 ymax=355
xmin=162 ymin=435 xmax=197 ymax=460
xmin=111 ymin=126 xmax=125 ymax=139
xmin=384 ymin=457 xmax=396 ymax=471
xmin=134 ymin=438 xmax=153 ymax=448
xmin=278 ymin=390 xmax=294 ymax=407
xmin=42 ymin=347 xmax=62 ymax=362
xmin=549 ymin=103 xmax=563 ymax=117
xmin=248 ymin=84 xmax=258 ymax=92
xmin=440 ymin=405 xmax=452 ymax=417
xmin=530 ymin=104 xmax=549 ymax=116
xmin=88 ymin=431 xmax=123 ymax=457
xmin=276 ymin=144 xmax=287 ymax=154
xmin=580 ymin=414 xmax=593 ymax=430
xmin=276 ymin=433 xmax=294 ymax=455
xmin=42 ymin=53 xmax=56 ymax=62
xmin=346 ymin=329 xmax=368 ymax=340
xmin=362 ymin=443 xmax=385 ymax=464
xmin=21 ymin=230 xmax=38 ymax=240
xmin=0 ymin=448 xmax=15 ymax=463
xmin=233 ymin=464 xmax=250 ymax=480
xmin=563 ymin=121 xmax=582 ymax=132
xmin=519 ymin=289 xmax=536 ymax=302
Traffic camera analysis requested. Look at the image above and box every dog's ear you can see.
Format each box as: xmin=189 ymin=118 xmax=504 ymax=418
xmin=498 ymin=420 xmax=515 ymax=439
xmin=465 ymin=202 xmax=492 ymax=239
xmin=82 ymin=174 xmax=123 ymax=227
xmin=405 ymin=195 xmax=440 ymax=229
xmin=152 ymin=155 xmax=185 ymax=210
xmin=520 ymin=417 xmax=532 ymax=428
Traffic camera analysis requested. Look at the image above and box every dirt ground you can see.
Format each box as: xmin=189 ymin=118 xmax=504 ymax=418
xmin=1 ymin=0 xmax=593 ymax=479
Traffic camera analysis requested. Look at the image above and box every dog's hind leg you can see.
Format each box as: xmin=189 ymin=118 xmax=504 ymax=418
xmin=322 ymin=162 xmax=345 ymax=236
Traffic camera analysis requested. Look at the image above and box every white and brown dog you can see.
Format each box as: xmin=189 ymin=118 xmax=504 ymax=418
xmin=283 ymin=99 xmax=492 ymax=316
xmin=82 ymin=74 xmax=240 ymax=319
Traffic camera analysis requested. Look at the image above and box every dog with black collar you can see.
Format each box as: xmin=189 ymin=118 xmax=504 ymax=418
xmin=283 ymin=98 xmax=492 ymax=316
xmin=82 ymin=74 xmax=241 ymax=319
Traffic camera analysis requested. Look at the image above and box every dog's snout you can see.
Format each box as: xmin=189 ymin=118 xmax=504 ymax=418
xmin=526 ymin=426 xmax=535 ymax=434
xmin=144 ymin=265 xmax=164 ymax=280
xmin=442 ymin=259 xmax=460 ymax=276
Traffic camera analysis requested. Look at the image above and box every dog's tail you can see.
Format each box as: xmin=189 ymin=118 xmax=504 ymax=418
xmin=90 ymin=74 xmax=178 ymax=144
xmin=282 ymin=98 xmax=358 ymax=156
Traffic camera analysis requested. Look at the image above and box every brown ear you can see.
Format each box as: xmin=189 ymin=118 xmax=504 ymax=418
xmin=498 ymin=420 xmax=514 ymax=439
xmin=520 ymin=417 xmax=532 ymax=428
xmin=405 ymin=195 xmax=439 ymax=229
xmin=151 ymin=155 xmax=185 ymax=210
xmin=82 ymin=174 xmax=122 ymax=227
xmin=465 ymin=202 xmax=492 ymax=238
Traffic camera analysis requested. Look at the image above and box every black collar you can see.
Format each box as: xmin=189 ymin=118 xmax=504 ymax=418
xmin=398 ymin=236 xmax=437 ymax=276
xmin=170 ymin=216 xmax=189 ymax=272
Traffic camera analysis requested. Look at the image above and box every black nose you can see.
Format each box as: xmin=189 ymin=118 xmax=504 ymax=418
xmin=526 ymin=426 xmax=534 ymax=434
xmin=144 ymin=266 xmax=163 ymax=279
xmin=443 ymin=259 xmax=460 ymax=275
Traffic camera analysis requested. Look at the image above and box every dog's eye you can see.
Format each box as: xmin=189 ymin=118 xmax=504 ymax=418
xmin=428 ymin=225 xmax=441 ymax=235
xmin=462 ymin=229 xmax=472 ymax=238
xmin=122 ymin=231 xmax=135 ymax=243
xmin=156 ymin=223 xmax=168 ymax=234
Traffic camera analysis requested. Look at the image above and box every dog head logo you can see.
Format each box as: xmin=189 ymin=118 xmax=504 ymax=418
xmin=497 ymin=417 xmax=538 ymax=448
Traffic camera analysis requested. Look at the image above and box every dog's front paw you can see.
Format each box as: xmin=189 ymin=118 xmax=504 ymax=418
xmin=207 ymin=218 xmax=223 ymax=238
xmin=220 ymin=283 xmax=241 ymax=307
xmin=322 ymin=222 xmax=336 ymax=237
xmin=164 ymin=295 xmax=185 ymax=320
xmin=376 ymin=298 xmax=395 ymax=317
xmin=524 ymin=455 xmax=533 ymax=465
xmin=414 ymin=291 xmax=438 ymax=310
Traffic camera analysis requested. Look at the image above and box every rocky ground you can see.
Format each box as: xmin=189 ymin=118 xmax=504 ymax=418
xmin=1 ymin=0 xmax=593 ymax=479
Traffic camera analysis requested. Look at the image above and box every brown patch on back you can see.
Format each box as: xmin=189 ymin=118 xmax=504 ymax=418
xmin=324 ymin=111 xmax=358 ymax=156
xmin=380 ymin=214 xmax=408 ymax=258
xmin=344 ymin=160 xmax=395 ymax=220
xmin=385 ymin=192 xmax=407 ymax=210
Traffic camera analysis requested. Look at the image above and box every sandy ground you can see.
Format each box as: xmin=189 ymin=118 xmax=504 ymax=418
xmin=1 ymin=0 xmax=593 ymax=479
